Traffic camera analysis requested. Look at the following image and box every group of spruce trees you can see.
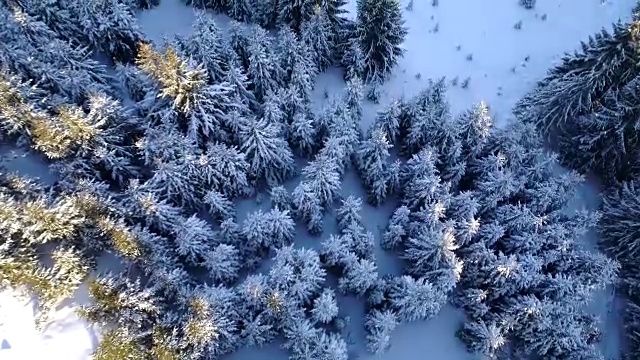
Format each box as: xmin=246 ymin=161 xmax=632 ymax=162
xmin=0 ymin=0 xmax=621 ymax=359
xmin=516 ymin=6 xmax=640 ymax=358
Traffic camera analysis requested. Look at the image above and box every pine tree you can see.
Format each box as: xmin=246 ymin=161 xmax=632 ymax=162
xmin=355 ymin=0 xmax=407 ymax=81
xmin=341 ymin=37 xmax=365 ymax=80
xmin=403 ymin=78 xmax=451 ymax=155
xmin=457 ymin=320 xmax=506 ymax=358
xmin=270 ymin=185 xmax=293 ymax=212
xmin=456 ymin=102 xmax=492 ymax=163
xmin=172 ymin=214 xmax=215 ymax=264
xmin=206 ymin=142 xmax=252 ymax=198
xmin=250 ymin=0 xmax=278 ymax=28
xmin=203 ymin=190 xmax=236 ymax=221
xmin=269 ymin=246 xmax=326 ymax=305
xmin=292 ymin=181 xmax=325 ymax=234
xmin=65 ymin=0 xmax=145 ymax=63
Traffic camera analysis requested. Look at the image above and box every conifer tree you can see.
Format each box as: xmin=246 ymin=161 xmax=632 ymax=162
xmin=357 ymin=128 xmax=393 ymax=205
xmin=277 ymin=0 xmax=316 ymax=32
xmin=355 ymin=0 xmax=407 ymax=81
xmin=365 ymin=309 xmax=398 ymax=355
xmin=301 ymin=9 xmax=334 ymax=72
xmin=238 ymin=116 xmax=296 ymax=185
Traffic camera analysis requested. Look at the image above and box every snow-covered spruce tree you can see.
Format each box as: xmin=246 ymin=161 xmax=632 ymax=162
xmin=63 ymin=0 xmax=145 ymax=63
xmin=188 ymin=12 xmax=229 ymax=83
xmin=456 ymin=101 xmax=492 ymax=166
xmin=136 ymin=43 xmax=239 ymax=144
xmin=79 ymin=271 xmax=160 ymax=339
xmin=0 ymin=180 xmax=94 ymax=324
xmin=292 ymin=181 xmax=324 ymax=234
xmin=301 ymin=8 xmax=334 ymax=72
xmin=356 ymin=128 xmax=393 ymax=205
xmin=401 ymin=78 xmax=451 ymax=155
xmin=452 ymin=122 xmax=618 ymax=358
xmin=249 ymin=0 xmax=277 ymax=28
xmin=298 ymin=153 xmax=342 ymax=208
xmin=387 ymin=275 xmax=447 ymax=322
xmin=289 ymin=111 xmax=319 ymax=157
xmin=599 ymin=181 xmax=640 ymax=357
xmin=381 ymin=205 xmax=411 ymax=250
xmin=341 ymin=36 xmax=366 ymax=81
xmin=370 ymin=99 xmax=402 ymax=144
xmin=0 ymin=6 xmax=111 ymax=103
xmin=311 ymin=288 xmax=339 ymax=324
xmin=525 ymin=17 xmax=640 ymax=186
xmin=269 ymin=185 xmax=293 ymax=212
xmin=355 ymin=0 xmax=407 ymax=82
xmin=514 ymin=19 xmax=640 ymax=139
xmin=277 ymin=0 xmax=316 ymax=32
xmin=364 ymin=309 xmax=398 ymax=355
xmin=203 ymin=189 xmax=236 ymax=221
xmin=246 ymin=25 xmax=284 ymax=102
xmin=238 ymin=115 xmax=296 ymax=185
xmin=268 ymin=245 xmax=326 ymax=307
xmin=243 ymin=208 xmax=296 ymax=260
xmin=558 ymin=76 xmax=640 ymax=184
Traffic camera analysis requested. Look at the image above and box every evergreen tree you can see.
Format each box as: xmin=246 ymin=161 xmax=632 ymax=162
xmin=387 ymin=275 xmax=447 ymax=322
xmin=355 ymin=0 xmax=407 ymax=81
xmin=204 ymin=244 xmax=241 ymax=284
xmin=172 ymin=214 xmax=215 ymax=264
xmin=357 ymin=129 xmax=393 ymax=205
xmin=269 ymin=246 xmax=326 ymax=306
xmin=238 ymin=116 xmax=295 ymax=185
xmin=402 ymin=78 xmax=451 ymax=155
xmin=228 ymin=0 xmax=253 ymax=22
xmin=382 ymin=206 xmax=411 ymax=250
xmin=188 ymin=13 xmax=228 ymax=82
xmin=203 ymin=190 xmax=236 ymax=221
xmin=270 ymin=185 xmax=293 ymax=212
xmin=515 ymin=20 xmax=640 ymax=136
xmin=456 ymin=102 xmax=493 ymax=163
xmin=250 ymin=0 xmax=278 ymax=28
xmin=247 ymin=28 xmax=283 ymax=102
xmin=277 ymin=0 xmax=316 ymax=32
xmin=299 ymin=154 xmax=342 ymax=207
xmin=341 ymin=36 xmax=365 ymax=80
xmin=289 ymin=111 xmax=318 ymax=157
xmin=365 ymin=309 xmax=398 ymax=355
xmin=457 ymin=320 xmax=506 ymax=358
xmin=311 ymin=288 xmax=339 ymax=324
xmin=206 ymin=142 xmax=252 ymax=198
xmin=338 ymin=257 xmax=378 ymax=296
xmin=292 ymin=181 xmax=325 ymax=234
xmin=301 ymin=9 xmax=334 ymax=72
xmin=67 ymin=0 xmax=145 ymax=63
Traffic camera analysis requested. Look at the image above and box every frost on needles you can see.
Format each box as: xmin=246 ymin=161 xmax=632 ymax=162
xmin=0 ymin=1 xmax=619 ymax=360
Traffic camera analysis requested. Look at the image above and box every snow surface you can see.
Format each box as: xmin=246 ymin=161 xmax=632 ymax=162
xmin=1 ymin=0 xmax=635 ymax=359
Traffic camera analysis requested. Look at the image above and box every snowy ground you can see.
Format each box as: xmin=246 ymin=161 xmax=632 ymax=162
xmin=0 ymin=0 xmax=635 ymax=359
